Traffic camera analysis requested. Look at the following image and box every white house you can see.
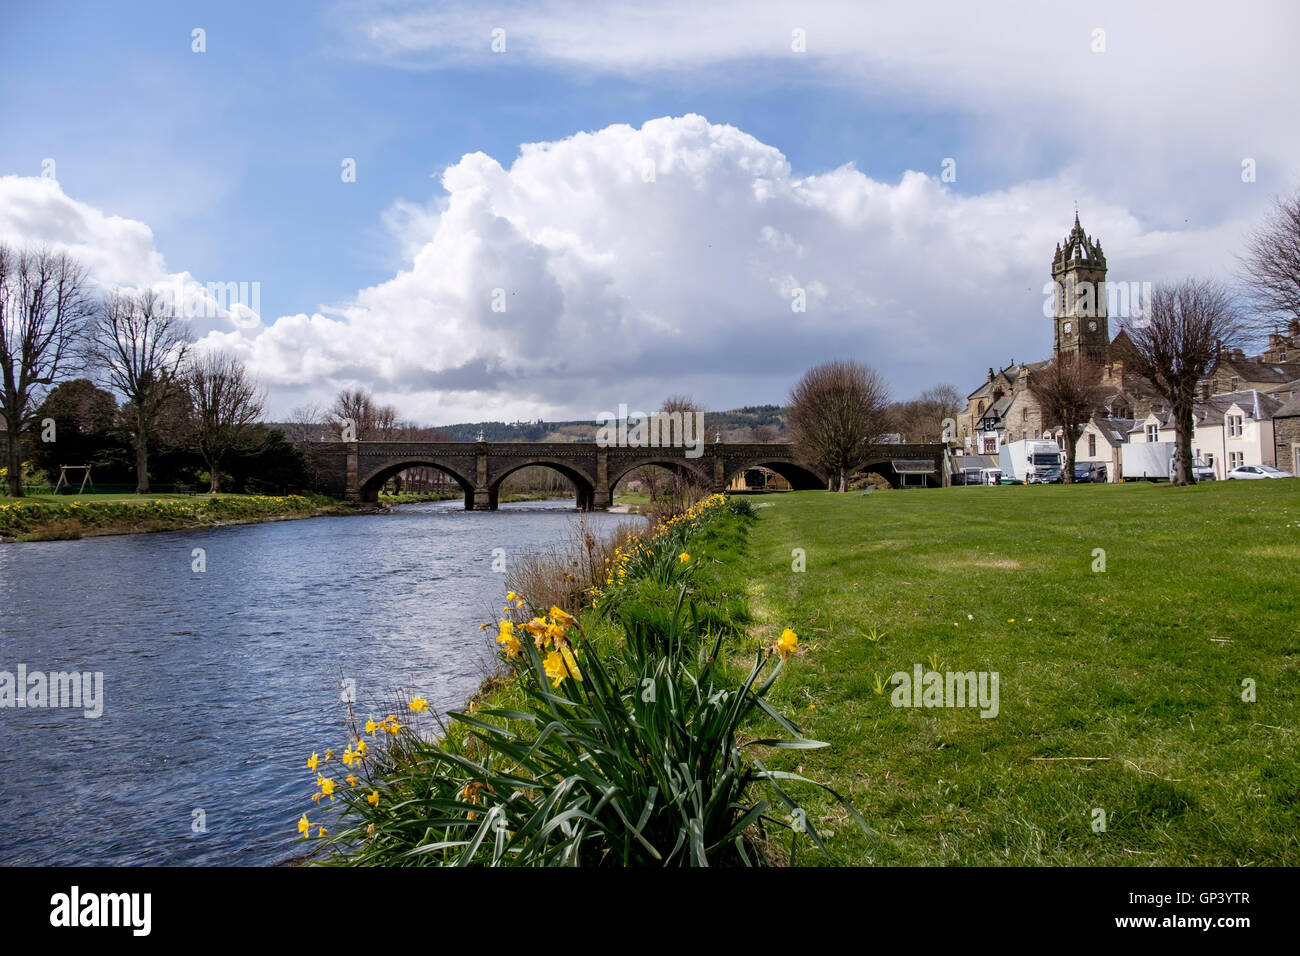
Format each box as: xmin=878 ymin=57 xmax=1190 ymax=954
xmin=1128 ymin=389 xmax=1283 ymax=479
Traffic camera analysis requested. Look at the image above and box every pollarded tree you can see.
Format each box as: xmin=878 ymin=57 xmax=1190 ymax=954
xmin=0 ymin=244 xmax=95 ymax=496
xmin=93 ymin=288 xmax=192 ymax=493
xmin=787 ymin=360 xmax=891 ymax=492
xmin=1028 ymin=357 xmax=1100 ymax=483
xmin=183 ymin=350 xmax=266 ymax=493
xmin=1119 ymin=278 xmax=1246 ymax=485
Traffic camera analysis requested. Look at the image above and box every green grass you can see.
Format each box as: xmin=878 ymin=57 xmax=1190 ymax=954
xmin=0 ymin=492 xmax=241 ymax=505
xmin=0 ymin=492 xmax=350 ymax=541
xmin=739 ymin=481 xmax=1300 ymax=865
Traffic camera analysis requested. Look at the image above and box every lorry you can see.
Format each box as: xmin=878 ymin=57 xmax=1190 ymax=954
xmin=1121 ymin=442 xmax=1216 ymax=481
xmin=998 ymin=439 xmax=1063 ymax=484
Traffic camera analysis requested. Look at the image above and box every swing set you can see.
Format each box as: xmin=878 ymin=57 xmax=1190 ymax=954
xmin=52 ymin=465 xmax=94 ymax=495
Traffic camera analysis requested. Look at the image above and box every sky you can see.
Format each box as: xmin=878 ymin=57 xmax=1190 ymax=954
xmin=2 ymin=0 xmax=1297 ymax=424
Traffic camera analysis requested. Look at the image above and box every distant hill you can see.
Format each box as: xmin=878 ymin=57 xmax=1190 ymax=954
xmin=435 ymin=405 xmax=788 ymax=442
xmin=266 ymin=405 xmax=790 ymax=443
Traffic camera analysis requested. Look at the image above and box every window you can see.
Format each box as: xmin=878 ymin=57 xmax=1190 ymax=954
xmin=1145 ymin=424 xmax=1159 ymax=442
xmin=1088 ymin=434 xmax=1097 ymax=457
xmin=1230 ymin=376 xmax=1239 ymax=390
xmin=1280 ymin=349 xmax=1287 ymax=361
xmin=1228 ymin=414 xmax=1243 ymax=437
xmin=1229 ymin=452 xmax=1244 ymax=470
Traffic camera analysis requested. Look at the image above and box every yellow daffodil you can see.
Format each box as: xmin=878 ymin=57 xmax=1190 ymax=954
xmin=356 ymin=738 xmax=367 ymax=755
xmin=365 ymin=717 xmax=378 ymax=735
xmin=775 ymin=628 xmax=798 ymax=660
xmin=497 ymin=623 xmax=522 ymax=658
xmin=342 ymin=747 xmax=356 ymax=767
xmin=409 ymin=696 xmax=429 ymax=714
xmin=549 ymin=606 xmax=576 ymax=626
xmin=679 ymin=552 xmax=690 ymax=563
xmin=367 ymin=790 xmax=379 ymax=806
xmin=298 ymin=814 xmax=309 ymax=835
xmin=506 ymin=590 xmax=518 ymax=601
xmin=318 ymin=826 xmax=327 ymax=837
xmin=323 ymin=749 xmax=335 ymax=762
xmin=307 ymin=752 xmax=319 ymax=771
xmin=544 ymin=647 xmax=582 ymax=687
xmin=345 ymin=773 xmax=358 ymax=786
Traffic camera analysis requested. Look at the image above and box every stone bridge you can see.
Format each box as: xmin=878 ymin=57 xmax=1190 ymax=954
xmin=309 ymin=440 xmax=947 ymax=509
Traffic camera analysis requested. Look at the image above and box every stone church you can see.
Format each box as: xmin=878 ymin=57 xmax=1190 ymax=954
xmin=957 ymin=213 xmax=1159 ymax=456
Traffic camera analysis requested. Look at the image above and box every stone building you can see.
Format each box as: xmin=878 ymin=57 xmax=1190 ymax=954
xmin=958 ymin=214 xmax=1158 ymax=457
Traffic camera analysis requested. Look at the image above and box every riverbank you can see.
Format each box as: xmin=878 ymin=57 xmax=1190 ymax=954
xmin=297 ymin=493 xmax=869 ymax=865
xmin=0 ymin=492 xmax=353 ymax=542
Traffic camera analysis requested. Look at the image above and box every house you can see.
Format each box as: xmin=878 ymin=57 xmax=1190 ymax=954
xmin=1129 ymin=389 xmax=1285 ymax=479
xmin=1272 ymin=394 xmax=1300 ymax=477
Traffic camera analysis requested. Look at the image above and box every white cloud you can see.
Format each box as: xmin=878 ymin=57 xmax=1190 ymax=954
xmin=0 ymin=116 xmax=1264 ymax=423
xmin=226 ymin=115 xmax=1255 ymax=419
xmin=340 ymin=0 xmax=1300 ymax=214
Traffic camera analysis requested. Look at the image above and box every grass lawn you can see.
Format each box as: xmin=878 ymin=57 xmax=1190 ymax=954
xmin=0 ymin=492 xmax=239 ymax=505
xmin=742 ymin=481 xmax=1300 ymax=865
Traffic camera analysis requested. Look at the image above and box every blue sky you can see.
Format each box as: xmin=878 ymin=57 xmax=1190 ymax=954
xmin=2 ymin=1 xmax=1297 ymax=422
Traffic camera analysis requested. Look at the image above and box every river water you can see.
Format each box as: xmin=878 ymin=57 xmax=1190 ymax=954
xmin=0 ymin=500 xmax=637 ymax=865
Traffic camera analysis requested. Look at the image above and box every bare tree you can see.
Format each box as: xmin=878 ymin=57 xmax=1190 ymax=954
xmin=93 ymin=289 xmax=192 ymax=493
xmin=1028 ymin=358 xmax=1100 ymax=483
xmin=751 ymin=424 xmax=776 ymax=442
xmin=286 ymin=402 xmax=329 ymax=444
xmin=1239 ymin=186 xmax=1300 ymax=327
xmin=183 ymin=351 xmax=265 ymax=493
xmin=787 ymin=360 xmax=891 ymax=492
xmin=1119 ymin=279 xmax=1246 ymax=485
xmin=890 ymin=384 xmax=963 ymax=443
xmin=0 ymin=245 xmax=94 ymax=496
xmin=329 ymin=387 xmax=398 ymax=440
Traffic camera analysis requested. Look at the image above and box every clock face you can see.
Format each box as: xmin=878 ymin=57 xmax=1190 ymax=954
xmin=1088 ymin=320 xmax=1098 ymax=332
xmin=1063 ymin=322 xmax=1072 ymax=335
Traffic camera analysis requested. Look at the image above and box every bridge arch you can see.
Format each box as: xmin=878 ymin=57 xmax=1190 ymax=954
xmin=486 ymin=458 xmax=597 ymax=511
xmin=723 ymin=458 xmax=826 ymax=491
xmin=357 ymin=458 xmax=476 ymax=505
xmin=607 ymin=456 xmax=714 ymax=495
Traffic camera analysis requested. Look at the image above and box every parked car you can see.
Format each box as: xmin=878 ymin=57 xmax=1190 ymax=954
xmin=1030 ymin=465 xmax=1063 ymax=484
xmin=1226 ymin=464 xmax=1294 ymax=480
xmin=1073 ymin=463 xmax=1108 ymax=483
xmin=980 ymin=467 xmax=1003 ymax=486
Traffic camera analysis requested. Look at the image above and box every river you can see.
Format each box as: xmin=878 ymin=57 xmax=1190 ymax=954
xmin=0 ymin=500 xmax=637 ymax=865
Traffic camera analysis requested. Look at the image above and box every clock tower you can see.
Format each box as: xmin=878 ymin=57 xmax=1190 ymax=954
xmin=1051 ymin=212 xmax=1109 ymax=365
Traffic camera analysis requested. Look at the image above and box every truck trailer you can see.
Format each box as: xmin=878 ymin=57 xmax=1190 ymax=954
xmin=998 ymin=439 xmax=1063 ymax=484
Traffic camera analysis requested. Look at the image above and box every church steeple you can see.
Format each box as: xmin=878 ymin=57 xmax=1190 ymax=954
xmin=1051 ymin=211 xmax=1109 ymax=365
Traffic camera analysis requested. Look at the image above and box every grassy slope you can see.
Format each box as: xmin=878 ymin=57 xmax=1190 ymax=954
xmin=743 ymin=481 xmax=1300 ymax=865
xmin=0 ymin=492 xmax=350 ymax=541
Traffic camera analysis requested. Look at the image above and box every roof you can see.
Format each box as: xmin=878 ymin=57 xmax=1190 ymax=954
xmin=1217 ymin=354 xmax=1300 ymax=385
xmin=979 ymin=394 xmax=1015 ymax=425
xmin=1089 ymin=416 xmax=1136 ymax=444
xmin=892 ymin=459 xmax=937 ymax=474
xmin=1148 ymin=390 xmax=1284 ymax=429
xmin=1275 ymin=394 xmax=1300 ymax=418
